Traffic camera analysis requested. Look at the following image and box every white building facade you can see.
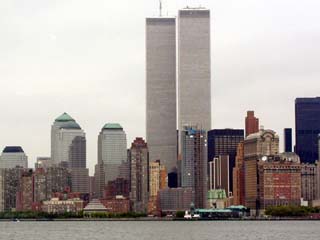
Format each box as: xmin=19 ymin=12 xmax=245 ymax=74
xmin=0 ymin=146 xmax=28 ymax=169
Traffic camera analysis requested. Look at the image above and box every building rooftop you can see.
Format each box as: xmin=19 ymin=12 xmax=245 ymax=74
xmin=2 ymin=146 xmax=24 ymax=153
xmin=102 ymin=123 xmax=123 ymax=130
xmin=58 ymin=121 xmax=81 ymax=130
xmin=84 ymin=199 xmax=107 ymax=212
xmin=55 ymin=112 xmax=75 ymax=122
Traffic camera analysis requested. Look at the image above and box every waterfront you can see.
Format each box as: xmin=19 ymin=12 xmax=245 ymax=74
xmin=0 ymin=221 xmax=319 ymax=240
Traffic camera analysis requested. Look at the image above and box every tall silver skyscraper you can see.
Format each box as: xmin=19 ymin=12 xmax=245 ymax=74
xmin=51 ymin=113 xmax=86 ymax=166
xmin=178 ymin=8 xmax=211 ymax=131
xmin=146 ymin=17 xmax=177 ymax=174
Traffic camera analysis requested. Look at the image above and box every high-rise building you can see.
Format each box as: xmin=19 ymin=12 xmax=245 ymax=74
xmin=51 ymin=112 xmax=86 ymax=166
xmin=233 ymin=142 xmax=245 ymax=206
xmin=97 ymin=123 xmax=128 ymax=198
xmin=301 ymin=163 xmax=317 ymax=202
xmin=207 ymin=129 xmax=244 ymax=192
xmin=284 ymin=128 xmax=293 ymax=152
xmin=70 ymin=168 xmax=89 ymax=194
xmin=209 ymin=155 xmax=230 ymax=195
xmin=16 ymin=170 xmax=33 ymax=211
xmin=316 ymin=161 xmax=320 ymax=200
xmin=295 ymin=97 xmax=320 ymax=163
xmin=0 ymin=146 xmax=28 ymax=169
xmin=258 ymin=153 xmax=301 ymax=211
xmin=244 ymin=129 xmax=279 ymax=212
xmin=35 ymin=157 xmax=51 ymax=169
xmin=180 ymin=126 xmax=207 ymax=208
xmin=0 ymin=168 xmax=25 ymax=211
xmin=146 ymin=17 xmax=177 ymax=176
xmin=68 ymin=135 xmax=89 ymax=194
xmin=148 ymin=160 xmax=167 ymax=213
xmin=245 ymin=111 xmax=259 ymax=137
xmin=69 ymin=136 xmax=86 ymax=168
xmin=178 ymin=8 xmax=211 ymax=132
xmin=158 ymin=187 xmax=194 ymax=213
xmin=130 ymin=138 xmax=149 ymax=213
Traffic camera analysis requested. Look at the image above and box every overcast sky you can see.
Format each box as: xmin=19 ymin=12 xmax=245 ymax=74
xmin=1 ymin=0 xmax=320 ymax=174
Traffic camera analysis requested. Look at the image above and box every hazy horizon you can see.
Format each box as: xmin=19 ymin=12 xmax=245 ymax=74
xmin=1 ymin=0 xmax=320 ymax=174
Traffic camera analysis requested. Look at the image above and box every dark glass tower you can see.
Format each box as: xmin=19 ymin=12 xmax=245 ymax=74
xmin=295 ymin=97 xmax=320 ymax=163
xmin=284 ymin=128 xmax=292 ymax=152
xmin=207 ymin=129 xmax=244 ymax=192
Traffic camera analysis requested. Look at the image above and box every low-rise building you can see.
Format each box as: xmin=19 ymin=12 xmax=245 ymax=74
xmin=42 ymin=198 xmax=84 ymax=214
xmin=100 ymin=195 xmax=130 ymax=214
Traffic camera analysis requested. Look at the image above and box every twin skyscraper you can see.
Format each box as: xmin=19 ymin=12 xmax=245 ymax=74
xmin=146 ymin=8 xmax=212 ymax=180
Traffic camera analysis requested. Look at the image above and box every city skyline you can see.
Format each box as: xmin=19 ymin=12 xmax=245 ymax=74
xmin=1 ymin=0 xmax=320 ymax=174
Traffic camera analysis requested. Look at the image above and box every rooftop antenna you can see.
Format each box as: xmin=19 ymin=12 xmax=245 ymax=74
xmin=159 ymin=0 xmax=162 ymax=17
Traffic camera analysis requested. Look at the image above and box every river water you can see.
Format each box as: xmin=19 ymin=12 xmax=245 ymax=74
xmin=0 ymin=221 xmax=319 ymax=240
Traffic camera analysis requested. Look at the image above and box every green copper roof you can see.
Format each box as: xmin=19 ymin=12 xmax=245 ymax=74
xmin=55 ymin=112 xmax=75 ymax=122
xmin=102 ymin=123 xmax=123 ymax=130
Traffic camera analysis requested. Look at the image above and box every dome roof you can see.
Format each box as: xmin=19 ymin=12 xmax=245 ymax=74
xmin=55 ymin=112 xmax=75 ymax=122
xmin=102 ymin=123 xmax=123 ymax=130
xmin=3 ymin=146 xmax=24 ymax=153
xmin=58 ymin=121 xmax=81 ymax=130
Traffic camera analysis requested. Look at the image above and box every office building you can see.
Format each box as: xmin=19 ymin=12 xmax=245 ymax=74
xmin=0 ymin=168 xmax=25 ymax=211
xmin=207 ymin=129 xmax=244 ymax=192
xmin=295 ymin=97 xmax=320 ymax=163
xmin=130 ymin=138 xmax=149 ymax=213
xmin=100 ymin=196 xmax=130 ymax=214
xmin=158 ymin=187 xmax=194 ymax=213
xmin=104 ymin=178 xmax=130 ymax=199
xmin=258 ymin=153 xmax=301 ymax=210
xmin=146 ymin=17 xmax=177 ymax=176
xmin=16 ymin=170 xmax=33 ymax=211
xmin=284 ymin=128 xmax=293 ymax=152
xmin=178 ymin=8 xmax=211 ymax=131
xmin=244 ymin=129 xmax=279 ymax=212
xmin=51 ymin=112 xmax=85 ymax=166
xmin=98 ymin=124 xmax=128 ymax=197
xmin=233 ymin=142 xmax=245 ymax=206
xmin=148 ymin=160 xmax=167 ymax=213
xmin=245 ymin=111 xmax=259 ymax=137
xmin=317 ymin=161 xmax=320 ymax=200
xmin=301 ymin=163 xmax=317 ymax=202
xmin=180 ymin=126 xmax=207 ymax=208
xmin=0 ymin=146 xmax=28 ymax=169
xmin=35 ymin=157 xmax=51 ymax=169
xmin=209 ymin=155 xmax=230 ymax=195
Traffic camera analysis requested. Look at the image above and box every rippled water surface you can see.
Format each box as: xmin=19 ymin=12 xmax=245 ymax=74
xmin=0 ymin=221 xmax=319 ymax=240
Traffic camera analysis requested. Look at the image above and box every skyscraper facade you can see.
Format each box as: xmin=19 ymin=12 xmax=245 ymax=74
xmin=207 ymin=129 xmax=244 ymax=192
xmin=130 ymin=138 xmax=149 ymax=213
xmin=97 ymin=124 xmax=128 ymax=197
xmin=146 ymin=17 xmax=177 ymax=176
xmin=233 ymin=142 xmax=245 ymax=206
xmin=284 ymin=128 xmax=293 ymax=152
xmin=0 ymin=146 xmax=28 ymax=169
xmin=295 ymin=97 xmax=320 ymax=163
xmin=244 ymin=129 xmax=279 ymax=212
xmin=148 ymin=160 xmax=167 ymax=213
xmin=178 ymin=8 xmax=211 ymax=131
xmin=209 ymin=155 xmax=229 ymax=195
xmin=180 ymin=126 xmax=207 ymax=208
xmin=245 ymin=111 xmax=259 ymax=137
xmin=301 ymin=163 xmax=317 ymax=202
xmin=51 ymin=113 xmax=86 ymax=166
